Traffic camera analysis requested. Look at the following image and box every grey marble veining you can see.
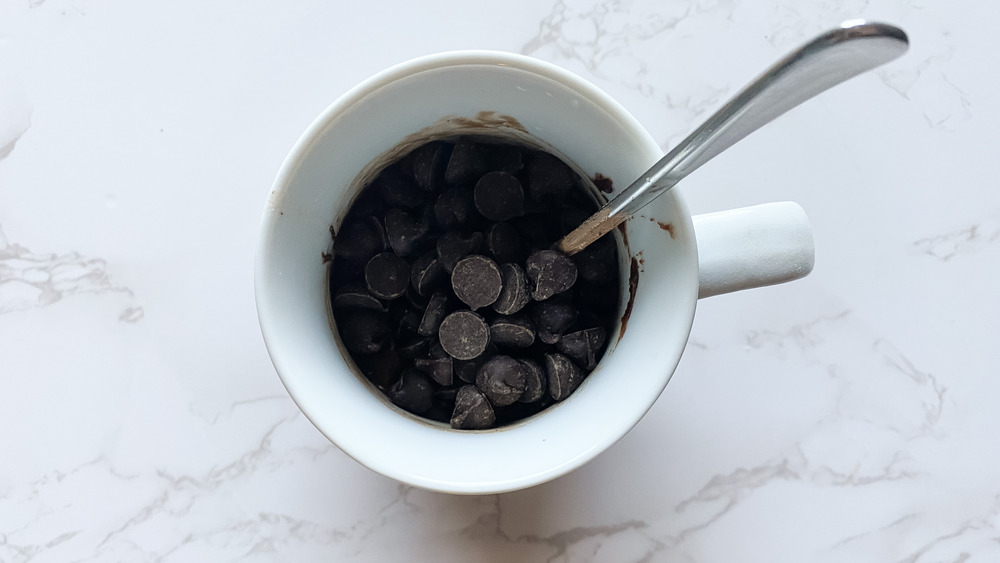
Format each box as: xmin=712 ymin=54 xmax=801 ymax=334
xmin=1 ymin=0 xmax=998 ymax=561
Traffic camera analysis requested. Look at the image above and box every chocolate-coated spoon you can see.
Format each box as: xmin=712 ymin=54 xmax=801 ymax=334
xmin=557 ymin=20 xmax=909 ymax=255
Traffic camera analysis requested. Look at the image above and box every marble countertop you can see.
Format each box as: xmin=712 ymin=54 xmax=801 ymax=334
xmin=3 ymin=1 xmax=998 ymax=561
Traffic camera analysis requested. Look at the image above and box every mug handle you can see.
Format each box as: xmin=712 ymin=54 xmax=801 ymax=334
xmin=692 ymin=201 xmax=815 ymax=298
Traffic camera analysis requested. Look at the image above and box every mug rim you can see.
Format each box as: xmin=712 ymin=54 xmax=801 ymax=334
xmin=255 ymin=50 xmax=699 ymax=493
xmin=267 ymin=50 xmax=645 ymax=211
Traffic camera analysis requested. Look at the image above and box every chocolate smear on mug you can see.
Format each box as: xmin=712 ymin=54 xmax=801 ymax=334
xmin=593 ymin=172 xmax=614 ymax=194
xmin=618 ymin=255 xmax=641 ymax=341
xmin=649 ymin=217 xmax=676 ymax=238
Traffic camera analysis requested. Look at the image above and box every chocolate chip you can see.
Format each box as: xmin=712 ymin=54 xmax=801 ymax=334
xmin=526 ymin=249 xmax=578 ymax=301
xmin=450 ymin=385 xmax=496 ymax=430
xmin=407 ymin=141 xmax=450 ymax=190
xmin=329 ymin=256 xmax=364 ymax=290
xmin=397 ymin=335 xmax=431 ymax=360
xmin=384 ymin=208 xmax=429 ymax=257
xmin=518 ymin=359 xmax=547 ymax=403
xmin=474 ymin=171 xmax=524 ymax=222
xmin=526 ymin=152 xmax=574 ymax=201
xmin=485 ymin=222 xmax=523 ymax=264
xmin=574 ymin=281 xmax=619 ymax=316
xmin=573 ymin=233 xmax=617 ymax=285
xmin=436 ymin=231 xmax=484 ymax=274
xmin=495 ymin=400 xmax=549 ymax=426
xmin=373 ymin=165 xmax=424 ymax=209
xmin=433 ymin=386 xmax=459 ymax=406
xmin=492 ymin=263 xmax=531 ymax=315
xmin=404 ymin=285 xmax=430 ymax=309
xmin=454 ymin=359 xmax=481 ymax=384
xmin=367 ymin=216 xmax=390 ymax=252
xmin=364 ymin=252 xmax=410 ymax=300
xmin=354 ymin=346 xmax=403 ymax=389
xmin=545 ymin=352 xmax=584 ymax=401
xmin=428 ymin=340 xmax=449 ymax=359
xmin=484 ymin=143 xmax=524 ymax=175
xmin=475 ymin=355 xmax=526 ymax=407
xmin=433 ymin=188 xmax=477 ymax=230
xmin=530 ymin=299 xmax=578 ymax=344
xmin=341 ymin=189 xmax=384 ymax=221
xmin=444 ymin=140 xmax=488 ymax=185
xmin=555 ymin=327 xmax=607 ymax=370
xmin=489 ymin=316 xmax=535 ymax=348
xmin=414 ymin=356 xmax=454 ymax=386
xmin=451 ymin=255 xmax=502 ymax=310
xmin=410 ymin=252 xmax=443 ymax=296
xmin=425 ymin=386 xmax=459 ymax=423
xmin=397 ymin=307 xmax=423 ymax=334
xmin=452 ymin=362 xmax=485 ymax=383
xmin=388 ymin=368 xmax=435 ymax=415
xmin=510 ymin=215 xmax=555 ymax=249
xmin=339 ymin=310 xmax=390 ymax=355
xmin=334 ymin=217 xmax=385 ymax=263
xmin=332 ymin=283 xmax=386 ymax=312
xmin=438 ymin=309 xmax=490 ymax=360
xmin=453 ymin=344 xmax=495 ymax=383
xmin=417 ymin=291 xmax=450 ymax=337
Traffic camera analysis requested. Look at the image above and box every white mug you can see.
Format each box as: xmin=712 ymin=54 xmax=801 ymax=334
xmin=255 ymin=51 xmax=814 ymax=494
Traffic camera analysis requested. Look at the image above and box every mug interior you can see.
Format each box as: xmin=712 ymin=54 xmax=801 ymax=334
xmin=255 ymin=51 xmax=699 ymax=493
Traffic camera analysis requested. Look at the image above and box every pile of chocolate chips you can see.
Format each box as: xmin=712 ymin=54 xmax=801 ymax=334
xmin=329 ymin=137 xmax=620 ymax=429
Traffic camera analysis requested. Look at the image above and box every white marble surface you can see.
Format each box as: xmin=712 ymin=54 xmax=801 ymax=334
xmin=2 ymin=0 xmax=998 ymax=561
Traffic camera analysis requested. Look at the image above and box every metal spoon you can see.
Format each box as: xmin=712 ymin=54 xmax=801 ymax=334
xmin=556 ymin=20 xmax=909 ymax=255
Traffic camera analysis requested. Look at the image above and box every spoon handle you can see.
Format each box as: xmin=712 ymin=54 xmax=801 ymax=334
xmin=557 ymin=20 xmax=909 ymax=255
